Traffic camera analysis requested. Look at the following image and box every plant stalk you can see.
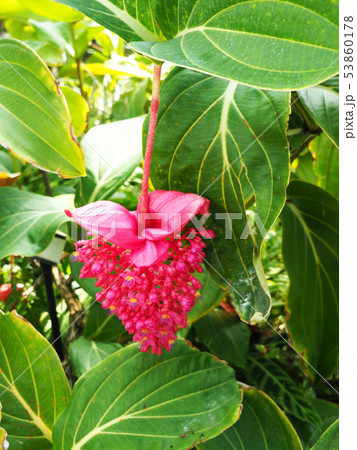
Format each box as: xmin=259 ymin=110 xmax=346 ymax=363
xmin=140 ymin=63 xmax=162 ymax=214
xmin=76 ymin=59 xmax=85 ymax=97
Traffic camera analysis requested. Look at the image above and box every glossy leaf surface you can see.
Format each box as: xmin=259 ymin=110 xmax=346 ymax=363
xmin=281 ymin=180 xmax=338 ymax=378
xmin=0 ymin=311 xmax=70 ymax=449
xmin=0 ymin=39 xmax=85 ymax=178
xmin=197 ymin=388 xmax=302 ymax=450
xmin=53 ymin=341 xmax=242 ymax=449
xmin=57 ymin=0 xmax=338 ymax=89
xmin=148 ymin=68 xmax=290 ymax=322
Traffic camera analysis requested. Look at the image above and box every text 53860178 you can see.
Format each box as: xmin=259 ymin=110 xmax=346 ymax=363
xmin=344 ymin=16 xmax=355 ymax=139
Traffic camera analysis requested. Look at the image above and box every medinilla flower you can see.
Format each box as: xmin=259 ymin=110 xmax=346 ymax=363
xmin=65 ymin=190 xmax=214 ymax=354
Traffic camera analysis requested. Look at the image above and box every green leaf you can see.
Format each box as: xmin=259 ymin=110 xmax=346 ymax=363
xmin=69 ymin=336 xmax=121 ymax=378
xmin=187 ymin=269 xmax=227 ymax=324
xmin=70 ymin=262 xmax=129 ymax=342
xmin=57 ymin=0 xmax=338 ymax=90
xmin=0 ymin=311 xmax=70 ymax=449
xmin=312 ymin=419 xmax=339 ymax=450
xmin=197 ymin=388 xmax=302 ymax=450
xmin=149 ymin=68 xmax=290 ymax=322
xmin=61 ymin=87 xmax=88 ymax=137
xmin=281 ymin=180 xmax=338 ymax=378
xmin=84 ymin=303 xmax=129 ymax=342
xmin=311 ymin=133 xmax=339 ymax=198
xmin=52 ymin=340 xmax=242 ymax=449
xmin=55 ymin=0 xmax=163 ymax=42
xmin=295 ymin=152 xmax=319 ymax=185
xmin=247 ymin=356 xmax=320 ymax=424
xmin=113 ymin=79 xmax=148 ymax=121
xmin=289 ymin=399 xmax=338 ymax=449
xmin=18 ymin=0 xmax=83 ymax=22
xmin=73 ymin=20 xmax=104 ymax=60
xmin=298 ymin=86 xmax=339 ymax=147
xmin=30 ymin=20 xmax=74 ymax=57
xmin=0 ymin=39 xmax=85 ymax=178
xmin=76 ymin=116 xmax=144 ymax=205
xmin=0 ymin=0 xmax=43 ymax=21
xmin=0 ymin=150 xmax=21 ymax=187
xmin=26 ymin=40 xmax=65 ymax=66
xmin=194 ymin=309 xmax=250 ymax=368
xmin=0 ymin=187 xmax=69 ymax=259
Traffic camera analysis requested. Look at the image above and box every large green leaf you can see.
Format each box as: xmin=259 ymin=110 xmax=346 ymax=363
xmin=69 ymin=336 xmax=121 ymax=378
xmin=281 ymin=180 xmax=338 ymax=378
xmin=312 ymin=419 xmax=339 ymax=450
xmin=0 ymin=311 xmax=70 ymax=449
xmin=57 ymin=0 xmax=338 ymax=90
xmin=187 ymin=268 xmax=227 ymax=324
xmin=0 ymin=187 xmax=69 ymax=259
xmin=53 ymin=340 xmax=242 ymax=449
xmin=247 ymin=356 xmax=320 ymax=424
xmin=197 ymin=388 xmax=302 ymax=450
xmin=194 ymin=309 xmax=251 ymax=368
xmin=298 ymin=86 xmax=339 ymax=147
xmin=311 ymin=133 xmax=339 ymax=198
xmin=76 ymin=116 xmax=144 ymax=205
xmin=0 ymin=39 xmax=85 ymax=178
xmin=289 ymin=399 xmax=338 ymax=449
xmin=149 ymin=68 xmax=290 ymax=322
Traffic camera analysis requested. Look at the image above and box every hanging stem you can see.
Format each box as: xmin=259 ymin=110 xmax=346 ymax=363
xmin=140 ymin=63 xmax=162 ymax=214
xmin=76 ymin=59 xmax=85 ymax=97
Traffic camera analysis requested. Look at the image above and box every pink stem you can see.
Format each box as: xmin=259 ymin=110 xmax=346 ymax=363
xmin=140 ymin=64 xmax=162 ymax=213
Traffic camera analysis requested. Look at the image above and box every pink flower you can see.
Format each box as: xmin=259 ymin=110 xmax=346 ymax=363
xmin=65 ymin=190 xmax=214 ymax=354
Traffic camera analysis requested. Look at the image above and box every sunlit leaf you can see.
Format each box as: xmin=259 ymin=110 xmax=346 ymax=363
xmin=0 ymin=39 xmax=85 ymax=178
xmin=0 ymin=311 xmax=70 ymax=449
xmin=57 ymin=0 xmax=338 ymax=90
xmin=61 ymin=87 xmax=88 ymax=137
xmin=18 ymin=0 xmax=82 ymax=22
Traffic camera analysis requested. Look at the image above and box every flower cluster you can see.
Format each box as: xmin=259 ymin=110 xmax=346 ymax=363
xmin=66 ymin=190 xmax=213 ymax=354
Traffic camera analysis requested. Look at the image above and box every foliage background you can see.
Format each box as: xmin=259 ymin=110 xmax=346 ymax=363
xmin=0 ymin=1 xmax=338 ymax=449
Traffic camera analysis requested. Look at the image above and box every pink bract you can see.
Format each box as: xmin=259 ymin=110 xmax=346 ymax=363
xmin=65 ymin=190 xmax=210 ymax=267
xmin=65 ymin=190 xmax=214 ymax=354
